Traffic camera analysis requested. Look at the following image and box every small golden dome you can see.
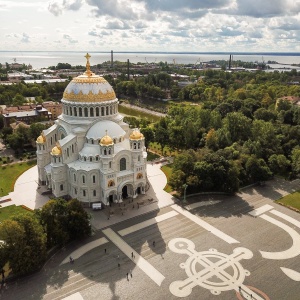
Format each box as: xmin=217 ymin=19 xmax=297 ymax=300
xmin=36 ymin=134 xmax=46 ymax=144
xmin=51 ymin=144 xmax=62 ymax=156
xmin=130 ymin=129 xmax=144 ymax=140
xmin=100 ymin=134 xmax=114 ymax=146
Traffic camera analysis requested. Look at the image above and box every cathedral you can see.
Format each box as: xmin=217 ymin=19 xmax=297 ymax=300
xmin=36 ymin=54 xmax=147 ymax=206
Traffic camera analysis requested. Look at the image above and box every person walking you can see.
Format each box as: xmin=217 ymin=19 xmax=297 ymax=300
xmin=126 ymin=273 xmax=129 ymax=281
xmin=130 ymin=270 xmax=132 ymax=278
xmin=153 ymin=241 xmax=156 ymax=247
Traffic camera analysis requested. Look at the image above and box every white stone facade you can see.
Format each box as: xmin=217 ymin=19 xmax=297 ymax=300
xmin=36 ymin=56 xmax=147 ymax=206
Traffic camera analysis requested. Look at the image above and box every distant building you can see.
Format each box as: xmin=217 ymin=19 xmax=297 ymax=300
xmin=2 ymin=105 xmax=51 ymax=127
xmin=42 ymin=101 xmax=62 ymax=120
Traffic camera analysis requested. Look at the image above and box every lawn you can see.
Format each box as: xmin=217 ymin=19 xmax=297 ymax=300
xmin=0 ymin=205 xmax=33 ymax=223
xmin=161 ymin=164 xmax=173 ymax=193
xmin=0 ymin=160 xmax=36 ymax=197
xmin=276 ymin=191 xmax=300 ymax=211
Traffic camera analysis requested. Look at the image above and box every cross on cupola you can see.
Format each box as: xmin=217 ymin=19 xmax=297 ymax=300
xmin=84 ymin=53 xmax=92 ymax=77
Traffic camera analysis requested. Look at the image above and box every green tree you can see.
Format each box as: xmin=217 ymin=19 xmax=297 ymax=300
xmin=246 ymin=156 xmax=272 ymax=182
xmin=0 ymin=215 xmax=47 ymax=276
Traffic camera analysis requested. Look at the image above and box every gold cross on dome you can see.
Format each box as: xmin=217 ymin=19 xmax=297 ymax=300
xmin=84 ymin=53 xmax=92 ymax=76
xmin=85 ymin=53 xmax=91 ymax=60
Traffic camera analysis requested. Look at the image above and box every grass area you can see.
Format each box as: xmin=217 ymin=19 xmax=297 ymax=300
xmin=161 ymin=164 xmax=173 ymax=193
xmin=118 ymin=104 xmax=161 ymax=123
xmin=0 ymin=160 xmax=36 ymax=197
xmin=147 ymin=151 xmax=160 ymax=161
xmin=0 ymin=205 xmax=33 ymax=223
xmin=148 ymin=142 xmax=178 ymax=156
xmin=276 ymin=191 xmax=300 ymax=211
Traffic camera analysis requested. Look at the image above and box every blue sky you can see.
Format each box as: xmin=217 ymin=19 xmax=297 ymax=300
xmin=1 ymin=0 xmax=300 ymax=52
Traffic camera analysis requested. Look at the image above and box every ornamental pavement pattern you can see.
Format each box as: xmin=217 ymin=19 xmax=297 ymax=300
xmin=58 ymin=202 xmax=300 ymax=300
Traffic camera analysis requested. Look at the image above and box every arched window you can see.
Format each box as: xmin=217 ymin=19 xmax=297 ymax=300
xmin=104 ymin=149 xmax=107 ymax=155
xmin=109 ymin=161 xmax=112 ymax=168
xmin=67 ymin=148 xmax=69 ymax=157
xmin=84 ymin=107 xmax=88 ymax=117
xmin=90 ymin=157 xmax=93 ymax=162
xmin=74 ymin=107 xmax=77 ymax=116
xmin=83 ymin=190 xmax=86 ymax=197
xmin=138 ymin=155 xmax=140 ymax=162
xmin=93 ymin=175 xmax=96 ymax=183
xmin=96 ymin=107 xmax=99 ymax=116
xmin=90 ymin=107 xmax=94 ymax=117
xmin=101 ymin=107 xmax=104 ymax=116
xmin=82 ymin=175 xmax=85 ymax=184
xmin=106 ymin=106 xmax=109 ymax=115
xmin=93 ymin=190 xmax=96 ymax=196
xmin=120 ymin=158 xmax=126 ymax=171
xmin=72 ymin=144 xmax=74 ymax=153
xmin=110 ymin=106 xmax=112 ymax=114
xmin=79 ymin=107 xmax=82 ymax=117
xmin=74 ymin=174 xmax=76 ymax=182
xmin=60 ymin=184 xmax=63 ymax=191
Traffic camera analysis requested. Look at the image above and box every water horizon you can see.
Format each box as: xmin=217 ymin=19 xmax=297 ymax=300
xmin=1 ymin=50 xmax=300 ymax=69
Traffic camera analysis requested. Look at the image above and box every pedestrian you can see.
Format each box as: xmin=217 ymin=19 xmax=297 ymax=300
xmin=69 ymin=256 xmax=74 ymax=264
xmin=239 ymin=286 xmax=241 ymax=292
xmin=126 ymin=273 xmax=129 ymax=281
xmin=131 ymin=252 xmax=134 ymax=258
xmin=130 ymin=270 xmax=132 ymax=278
xmin=107 ymin=217 xmax=110 ymax=220
xmin=250 ymin=294 xmax=253 ymax=299
xmin=118 ymin=263 xmax=120 ymax=269
xmin=153 ymin=241 xmax=155 ymax=247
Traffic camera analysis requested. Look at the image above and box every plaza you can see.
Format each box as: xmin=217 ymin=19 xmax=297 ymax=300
xmin=2 ymin=161 xmax=300 ymax=299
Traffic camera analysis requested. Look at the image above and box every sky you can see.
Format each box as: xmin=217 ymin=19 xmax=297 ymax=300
xmin=1 ymin=0 xmax=300 ymax=52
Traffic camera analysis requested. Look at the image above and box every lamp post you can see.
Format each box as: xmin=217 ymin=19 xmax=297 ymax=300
xmin=183 ymin=184 xmax=188 ymax=205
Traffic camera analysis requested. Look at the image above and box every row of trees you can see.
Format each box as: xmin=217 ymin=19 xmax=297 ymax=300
xmin=140 ymin=70 xmax=300 ymax=193
xmin=1 ymin=122 xmax=51 ymax=155
xmin=0 ymin=199 xmax=91 ymax=276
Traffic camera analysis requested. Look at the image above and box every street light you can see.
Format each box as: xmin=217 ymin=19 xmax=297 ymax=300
xmin=183 ymin=184 xmax=188 ymax=205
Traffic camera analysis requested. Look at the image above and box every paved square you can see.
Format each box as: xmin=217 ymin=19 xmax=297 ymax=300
xmin=3 ymin=196 xmax=300 ymax=300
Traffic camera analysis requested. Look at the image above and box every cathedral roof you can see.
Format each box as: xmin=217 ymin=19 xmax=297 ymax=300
xmin=86 ymin=120 xmax=125 ymax=140
xmin=51 ymin=143 xmax=62 ymax=156
xmin=130 ymin=129 xmax=144 ymax=140
xmin=62 ymin=53 xmax=116 ymax=103
xmin=36 ymin=133 xmax=46 ymax=144
xmin=100 ymin=134 xmax=114 ymax=146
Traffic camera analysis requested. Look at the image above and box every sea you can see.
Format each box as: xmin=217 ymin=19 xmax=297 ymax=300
xmin=1 ymin=51 xmax=300 ymax=70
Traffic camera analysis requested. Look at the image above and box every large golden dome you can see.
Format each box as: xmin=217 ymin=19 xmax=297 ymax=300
xmin=62 ymin=53 xmax=116 ymax=103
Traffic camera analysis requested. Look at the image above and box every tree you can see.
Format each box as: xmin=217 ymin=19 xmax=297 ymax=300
xmin=0 ymin=215 xmax=47 ymax=276
xmin=268 ymin=154 xmax=290 ymax=175
xmin=37 ymin=198 xmax=91 ymax=248
xmin=223 ymin=112 xmax=252 ymax=143
xmin=66 ymin=199 xmax=91 ymax=241
xmin=246 ymin=156 xmax=272 ymax=182
xmin=291 ymin=147 xmax=300 ymax=175
xmin=141 ymin=127 xmax=154 ymax=149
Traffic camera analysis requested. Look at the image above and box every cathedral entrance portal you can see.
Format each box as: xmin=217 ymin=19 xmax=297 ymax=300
xmin=122 ymin=185 xmax=128 ymax=199
xmin=109 ymin=194 xmax=114 ymax=204
xmin=137 ymin=187 xmax=141 ymax=194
